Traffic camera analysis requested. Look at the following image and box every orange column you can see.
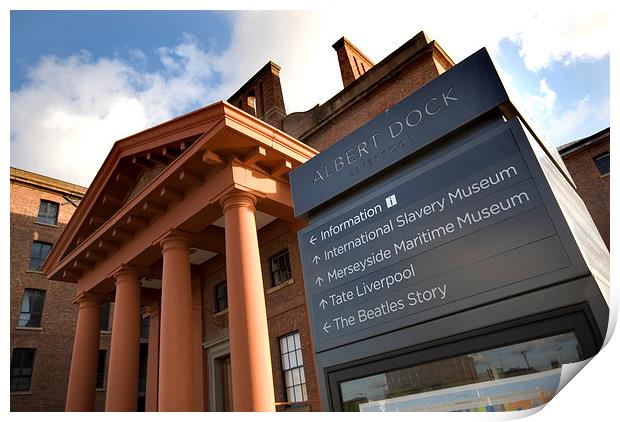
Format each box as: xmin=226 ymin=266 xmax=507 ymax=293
xmin=144 ymin=304 xmax=160 ymax=412
xmin=105 ymin=267 xmax=142 ymax=411
xmin=65 ymin=292 xmax=103 ymax=411
xmin=221 ymin=192 xmax=276 ymax=411
xmin=158 ymin=232 xmax=194 ymax=411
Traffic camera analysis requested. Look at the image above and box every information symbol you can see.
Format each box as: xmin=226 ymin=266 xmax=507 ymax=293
xmin=385 ymin=194 xmax=397 ymax=208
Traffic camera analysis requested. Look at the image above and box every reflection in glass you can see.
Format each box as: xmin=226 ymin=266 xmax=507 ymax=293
xmin=340 ymin=332 xmax=582 ymax=412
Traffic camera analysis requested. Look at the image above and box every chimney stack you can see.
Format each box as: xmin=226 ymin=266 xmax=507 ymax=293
xmin=228 ymin=61 xmax=287 ymax=129
xmin=332 ymin=37 xmax=375 ymax=88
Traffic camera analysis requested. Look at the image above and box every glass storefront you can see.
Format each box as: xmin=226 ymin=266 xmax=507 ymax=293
xmin=339 ymin=332 xmax=582 ymax=412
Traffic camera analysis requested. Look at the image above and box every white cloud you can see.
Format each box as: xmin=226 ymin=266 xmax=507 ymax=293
xmin=506 ymin=4 xmax=610 ymax=72
xmin=10 ymin=5 xmax=610 ymax=185
xmin=502 ymin=73 xmax=609 ymax=145
xmin=545 ymin=96 xmax=610 ymax=144
xmin=10 ymin=34 xmax=219 ymax=186
xmin=212 ymin=5 xmax=609 ymax=112
xmin=523 ymin=79 xmax=557 ymax=119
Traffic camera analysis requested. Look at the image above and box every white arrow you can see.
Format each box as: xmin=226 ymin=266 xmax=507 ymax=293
xmin=312 ymin=255 xmax=321 ymax=265
xmin=309 ymin=235 xmax=317 ymax=245
xmin=323 ymin=321 xmax=331 ymax=333
xmin=319 ymin=299 xmax=327 ymax=310
xmin=315 ymin=276 xmax=323 ymax=287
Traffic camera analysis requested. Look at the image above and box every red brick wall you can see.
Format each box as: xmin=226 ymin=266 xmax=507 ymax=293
xmin=10 ymin=179 xmax=113 ymax=411
xmin=10 ymin=182 xmax=79 ymax=411
xmin=561 ymin=136 xmax=610 ymax=248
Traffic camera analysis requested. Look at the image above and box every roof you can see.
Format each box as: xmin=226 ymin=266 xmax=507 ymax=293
xmin=558 ymin=127 xmax=610 ymax=157
xmin=10 ymin=166 xmax=88 ymax=198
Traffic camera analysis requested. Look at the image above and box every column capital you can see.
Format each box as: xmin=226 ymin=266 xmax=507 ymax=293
xmin=72 ymin=291 xmax=106 ymax=308
xmin=220 ymin=191 xmax=257 ymax=214
xmin=154 ymin=229 xmax=195 ymax=253
xmin=110 ymin=265 xmax=144 ymax=286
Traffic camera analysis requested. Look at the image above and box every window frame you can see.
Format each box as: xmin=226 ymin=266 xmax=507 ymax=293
xmin=36 ymin=200 xmax=60 ymax=225
xmin=279 ymin=331 xmax=308 ymax=403
xmin=18 ymin=288 xmax=46 ymax=328
xmin=593 ymin=152 xmax=610 ymax=176
xmin=214 ymin=281 xmax=228 ymax=313
xmin=11 ymin=348 xmax=36 ymax=393
xmin=28 ymin=241 xmax=53 ymax=272
xmin=269 ymin=249 xmax=292 ymax=287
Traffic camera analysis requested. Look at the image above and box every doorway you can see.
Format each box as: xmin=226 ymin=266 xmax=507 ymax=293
xmin=214 ymin=355 xmax=233 ymax=411
xmin=207 ymin=338 xmax=233 ymax=411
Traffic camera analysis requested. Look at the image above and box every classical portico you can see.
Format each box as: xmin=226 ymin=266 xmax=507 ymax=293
xmin=43 ymin=101 xmax=317 ymax=411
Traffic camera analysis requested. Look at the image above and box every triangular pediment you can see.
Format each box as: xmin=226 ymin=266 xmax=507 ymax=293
xmin=45 ymin=102 xmax=226 ymax=267
xmin=42 ymin=100 xmax=318 ymax=282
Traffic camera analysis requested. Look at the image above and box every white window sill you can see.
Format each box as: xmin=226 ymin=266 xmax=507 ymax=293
xmin=15 ymin=326 xmax=43 ymax=331
xmin=267 ymin=278 xmax=294 ymax=294
xmin=34 ymin=221 xmax=59 ymax=228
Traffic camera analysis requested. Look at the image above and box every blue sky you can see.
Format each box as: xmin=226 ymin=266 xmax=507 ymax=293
xmin=11 ymin=11 xmax=233 ymax=91
xmin=8 ymin=4 xmax=611 ymax=186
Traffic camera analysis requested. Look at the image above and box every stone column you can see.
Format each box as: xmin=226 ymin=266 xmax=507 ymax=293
xmin=158 ymin=232 xmax=194 ymax=411
xmin=105 ymin=267 xmax=142 ymax=411
xmin=144 ymin=303 xmax=160 ymax=412
xmin=221 ymin=191 xmax=276 ymax=411
xmin=65 ymin=292 xmax=103 ymax=411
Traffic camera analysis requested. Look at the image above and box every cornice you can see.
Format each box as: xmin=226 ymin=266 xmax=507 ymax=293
xmin=10 ymin=167 xmax=87 ymax=198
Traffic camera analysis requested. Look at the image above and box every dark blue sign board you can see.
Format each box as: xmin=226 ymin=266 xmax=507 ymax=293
xmin=289 ymin=47 xmax=609 ymax=409
xmin=298 ymin=119 xmax=599 ymax=352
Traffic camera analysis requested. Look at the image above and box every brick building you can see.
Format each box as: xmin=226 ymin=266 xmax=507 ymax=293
xmin=10 ymin=168 xmax=91 ymax=411
xmin=559 ymin=128 xmax=610 ymax=248
xmin=10 ymin=31 xmax=609 ymax=412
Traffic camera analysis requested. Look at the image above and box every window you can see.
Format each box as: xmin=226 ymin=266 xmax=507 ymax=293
xmin=96 ymin=350 xmax=107 ymax=389
xmin=338 ymin=332 xmax=583 ymax=412
xmin=11 ymin=348 xmax=36 ymax=392
xmin=28 ymin=241 xmax=52 ymax=271
xmin=270 ymin=250 xmax=292 ymax=287
xmin=36 ymin=200 xmax=59 ymax=225
xmin=215 ymin=282 xmax=228 ymax=313
xmin=18 ymin=289 xmax=45 ymax=328
xmin=100 ymin=302 xmax=110 ymax=331
xmin=140 ymin=317 xmax=150 ymax=340
xmin=280 ymin=332 xmax=307 ymax=403
xmin=594 ymin=152 xmax=610 ymax=176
